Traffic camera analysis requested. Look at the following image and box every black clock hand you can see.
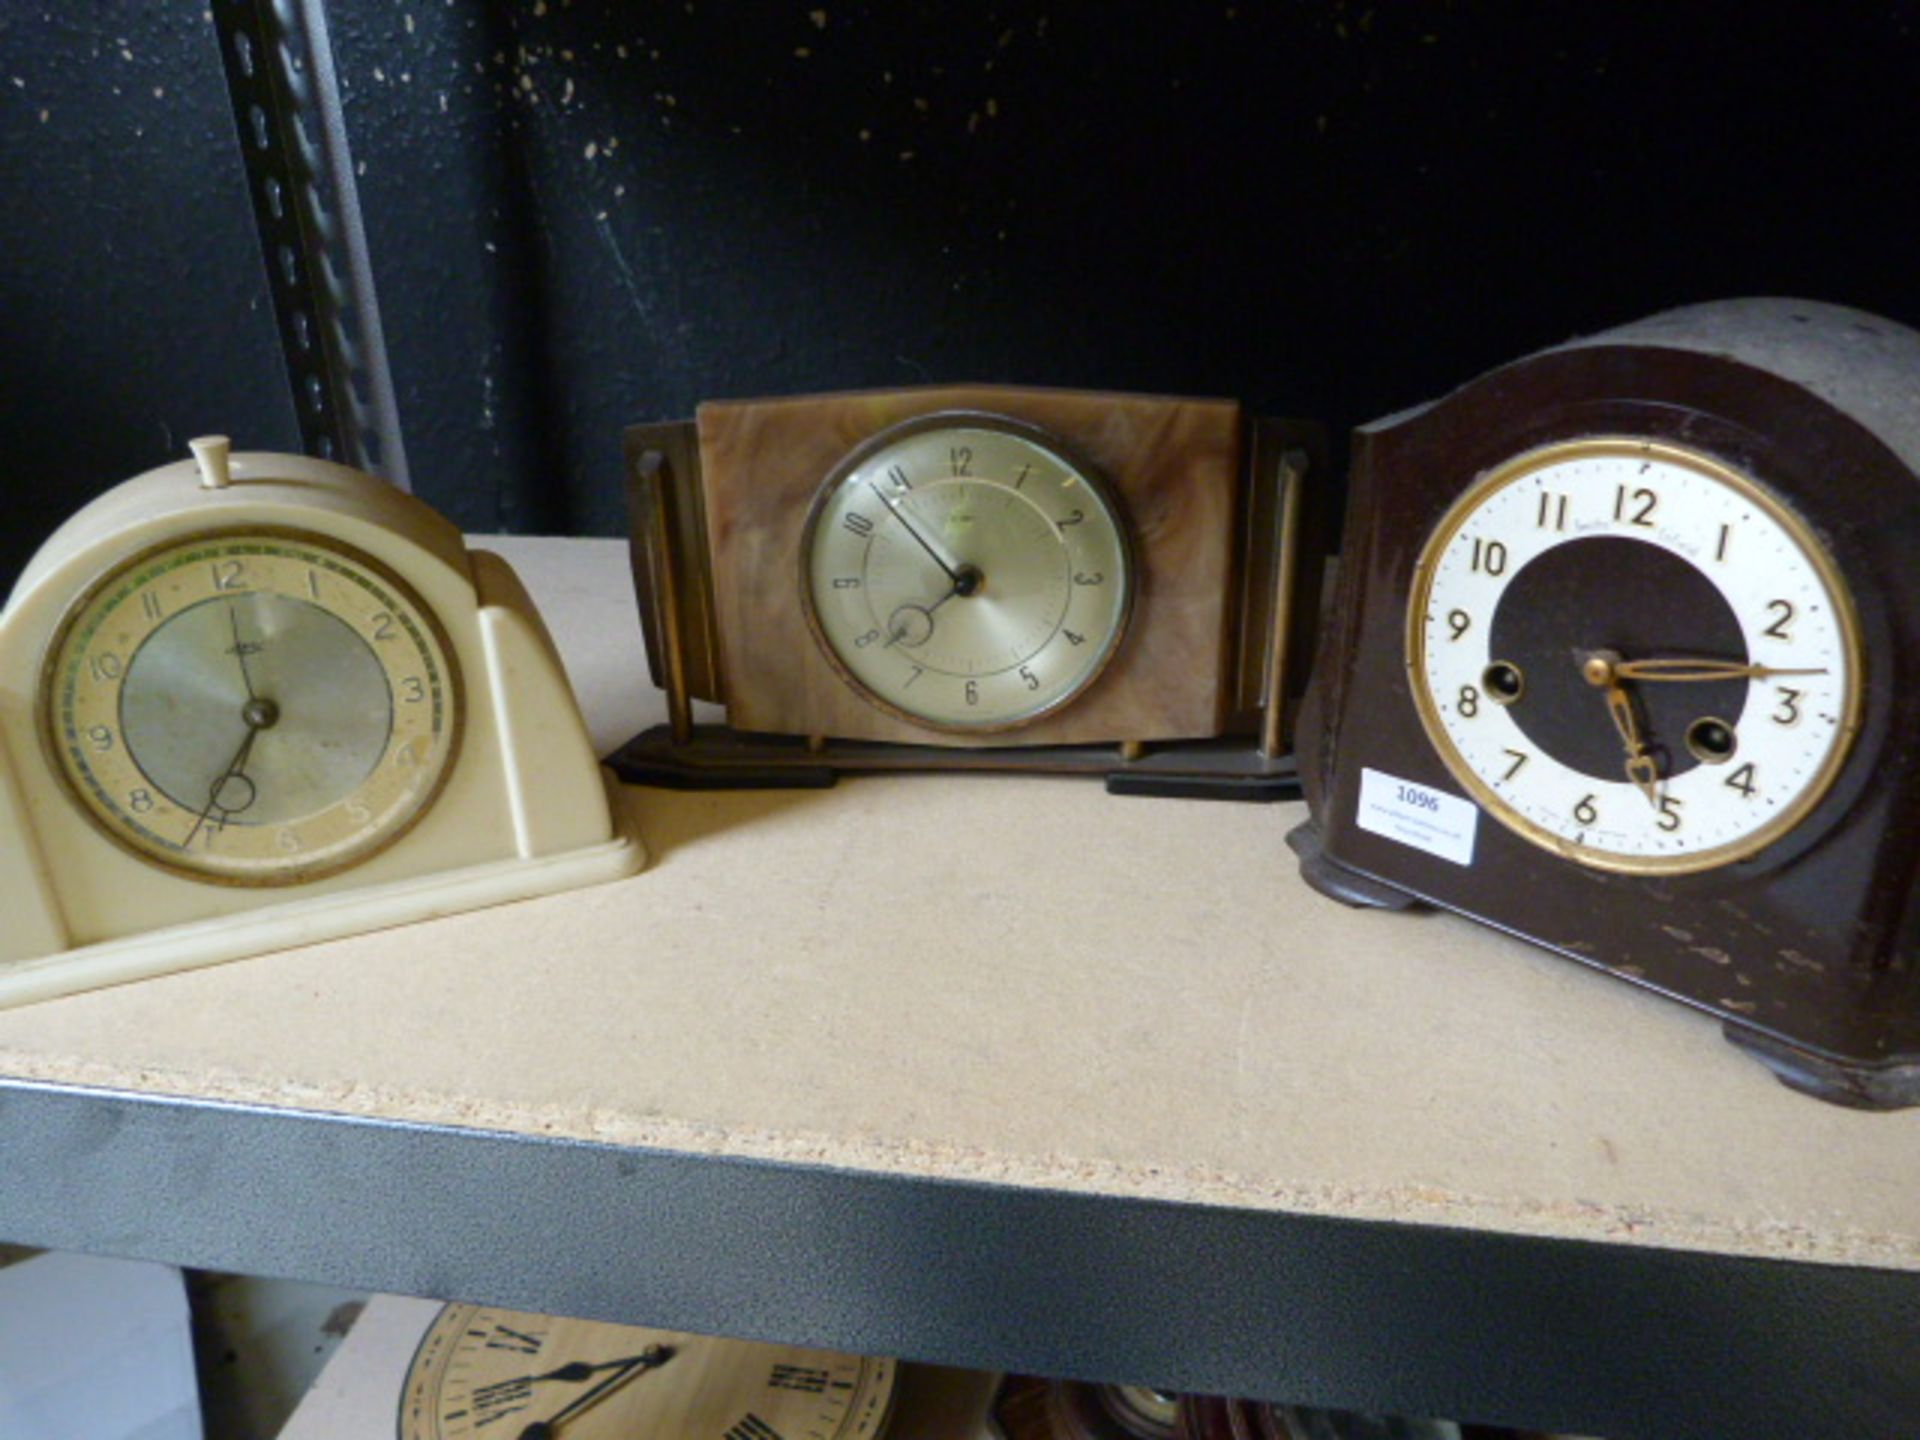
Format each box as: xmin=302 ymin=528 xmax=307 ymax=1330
xmin=866 ymin=481 xmax=964 ymax=586
xmin=515 ymin=1344 xmax=674 ymax=1440
xmin=183 ymin=698 xmax=279 ymax=846
xmin=228 ymin=600 xmax=258 ymax=701
xmin=486 ymin=1351 xmax=670 ymax=1390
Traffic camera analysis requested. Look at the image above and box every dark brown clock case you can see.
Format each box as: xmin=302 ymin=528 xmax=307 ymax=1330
xmin=1291 ymin=298 xmax=1920 ymax=1108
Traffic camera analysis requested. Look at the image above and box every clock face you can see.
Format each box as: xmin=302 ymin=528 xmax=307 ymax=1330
xmin=400 ymin=1305 xmax=897 ymax=1440
xmin=41 ymin=529 xmax=460 ymax=884
xmin=1408 ymin=438 xmax=1862 ymax=873
xmin=801 ymin=415 xmax=1133 ymax=731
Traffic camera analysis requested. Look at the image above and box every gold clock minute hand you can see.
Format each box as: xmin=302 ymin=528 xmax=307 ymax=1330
xmin=516 ymin=1344 xmax=675 ymax=1440
xmin=1580 ymin=653 xmax=1661 ymax=808
xmin=1608 ymin=657 xmax=1829 ymax=683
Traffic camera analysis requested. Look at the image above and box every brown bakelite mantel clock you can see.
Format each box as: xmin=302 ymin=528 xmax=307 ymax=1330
xmin=1292 ymin=298 xmax=1920 ymax=1108
xmin=614 ymin=386 xmax=1327 ymax=799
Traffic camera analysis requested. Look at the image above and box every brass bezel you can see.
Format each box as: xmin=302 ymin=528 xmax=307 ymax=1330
xmin=797 ymin=410 xmax=1138 ymax=736
xmin=1405 ymin=437 xmax=1864 ymax=876
xmin=38 ymin=525 xmax=465 ymax=887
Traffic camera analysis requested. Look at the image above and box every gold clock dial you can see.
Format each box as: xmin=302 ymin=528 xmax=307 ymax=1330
xmin=801 ymin=414 xmax=1133 ymax=732
xmin=400 ymin=1305 xmax=897 ymax=1440
xmin=42 ymin=529 xmax=460 ymax=884
xmin=1408 ymin=438 xmax=1862 ymax=873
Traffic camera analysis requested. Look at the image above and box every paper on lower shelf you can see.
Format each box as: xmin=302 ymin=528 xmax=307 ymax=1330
xmin=0 ymin=1250 xmax=200 ymax=1440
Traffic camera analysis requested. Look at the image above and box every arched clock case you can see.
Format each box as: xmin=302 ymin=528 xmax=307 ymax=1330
xmin=1290 ymin=299 xmax=1920 ymax=1108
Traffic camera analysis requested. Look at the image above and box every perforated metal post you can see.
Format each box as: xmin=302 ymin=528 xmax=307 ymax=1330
xmin=211 ymin=0 xmax=410 ymax=489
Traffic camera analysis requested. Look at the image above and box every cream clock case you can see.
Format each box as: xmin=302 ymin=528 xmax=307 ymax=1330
xmin=0 ymin=439 xmax=643 ymax=1007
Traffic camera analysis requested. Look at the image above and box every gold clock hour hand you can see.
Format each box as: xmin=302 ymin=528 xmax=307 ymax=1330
xmin=1581 ymin=652 xmax=1661 ymax=807
xmin=1609 ymin=656 xmax=1829 ymax=683
xmin=516 ymin=1344 xmax=674 ymax=1440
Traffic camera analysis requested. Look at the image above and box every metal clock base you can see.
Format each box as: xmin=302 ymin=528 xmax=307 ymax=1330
xmin=608 ymin=724 xmax=1302 ymax=801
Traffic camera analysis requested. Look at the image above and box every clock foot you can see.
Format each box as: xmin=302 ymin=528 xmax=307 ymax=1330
xmin=607 ymin=727 xmax=840 ymax=790
xmin=1286 ymin=821 xmax=1425 ymax=911
xmin=1721 ymin=1023 xmax=1920 ymax=1111
xmin=1103 ymin=764 xmax=1301 ymax=802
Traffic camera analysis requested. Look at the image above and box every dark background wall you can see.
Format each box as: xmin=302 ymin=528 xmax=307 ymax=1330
xmin=6 ymin=2 xmax=1920 ymax=594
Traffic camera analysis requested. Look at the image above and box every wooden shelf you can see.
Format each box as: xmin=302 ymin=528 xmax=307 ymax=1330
xmin=2 ymin=537 xmax=1916 ymax=1439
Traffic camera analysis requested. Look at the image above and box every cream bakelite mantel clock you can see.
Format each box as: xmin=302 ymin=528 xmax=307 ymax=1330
xmin=0 ymin=439 xmax=643 ymax=1008
xmin=615 ymin=386 xmax=1329 ymax=799
xmin=1292 ymin=298 xmax=1920 ymax=1108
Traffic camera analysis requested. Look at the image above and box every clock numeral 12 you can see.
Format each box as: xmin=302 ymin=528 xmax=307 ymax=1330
xmin=1613 ymin=485 xmax=1658 ymax=526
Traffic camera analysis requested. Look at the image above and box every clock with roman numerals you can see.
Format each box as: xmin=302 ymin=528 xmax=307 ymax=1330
xmin=1291 ymin=298 xmax=1920 ymax=1107
xmin=399 ymin=1304 xmax=897 ymax=1440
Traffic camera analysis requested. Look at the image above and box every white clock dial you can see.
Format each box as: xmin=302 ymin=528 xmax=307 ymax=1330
xmin=1408 ymin=438 xmax=1861 ymax=873
xmin=802 ymin=415 xmax=1132 ymax=731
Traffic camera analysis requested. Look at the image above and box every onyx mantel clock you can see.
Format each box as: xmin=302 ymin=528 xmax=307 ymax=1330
xmin=1291 ymin=298 xmax=1920 ymax=1107
xmin=613 ymin=386 xmax=1328 ymax=799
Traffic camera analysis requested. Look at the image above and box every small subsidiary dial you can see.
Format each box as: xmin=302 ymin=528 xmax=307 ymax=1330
xmin=802 ymin=415 xmax=1133 ymax=731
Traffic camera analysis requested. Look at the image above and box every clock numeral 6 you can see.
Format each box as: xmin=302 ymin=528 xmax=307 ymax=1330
xmin=965 ymin=679 xmax=979 ymax=706
xmin=1574 ymin=794 xmax=1598 ymax=826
